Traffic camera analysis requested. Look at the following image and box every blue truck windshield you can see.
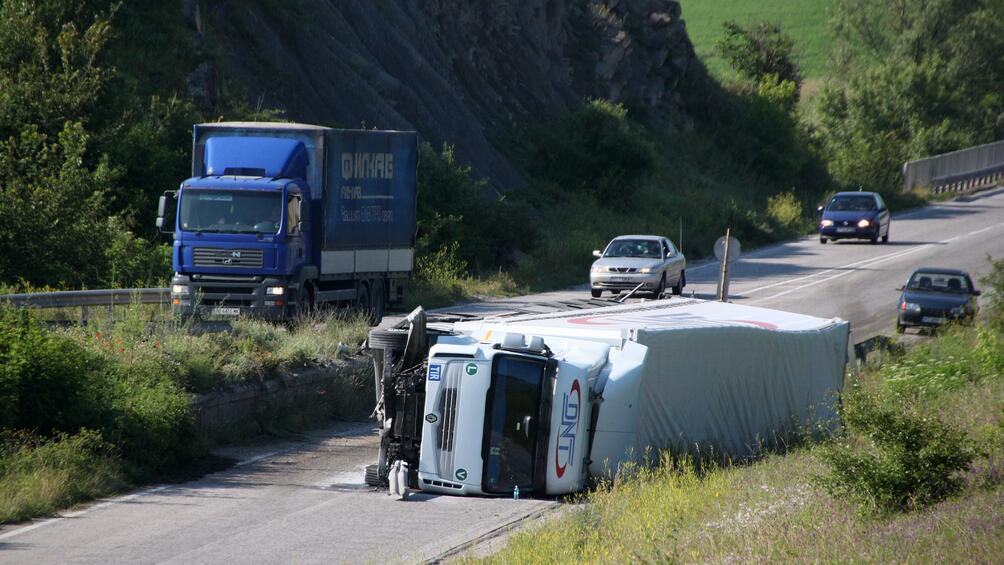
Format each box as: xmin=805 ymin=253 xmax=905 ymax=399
xmin=180 ymin=190 xmax=283 ymax=234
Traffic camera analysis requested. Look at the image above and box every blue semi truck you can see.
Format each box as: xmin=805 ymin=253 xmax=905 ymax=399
xmin=156 ymin=122 xmax=418 ymax=323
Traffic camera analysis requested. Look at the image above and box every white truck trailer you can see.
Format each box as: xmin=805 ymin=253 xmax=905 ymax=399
xmin=366 ymin=298 xmax=849 ymax=496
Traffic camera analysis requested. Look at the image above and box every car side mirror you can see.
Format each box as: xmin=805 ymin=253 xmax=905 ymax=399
xmin=973 ymin=289 xmax=981 ymax=296
xmin=592 ymin=250 xmax=602 ymax=258
xmin=816 ymin=205 xmax=824 ymax=213
xmin=896 ymin=285 xmax=904 ymax=291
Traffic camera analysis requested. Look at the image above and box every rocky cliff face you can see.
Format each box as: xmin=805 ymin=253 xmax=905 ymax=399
xmin=189 ymin=0 xmax=707 ymax=187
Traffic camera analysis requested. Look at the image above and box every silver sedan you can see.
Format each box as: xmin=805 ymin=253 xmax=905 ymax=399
xmin=590 ymin=235 xmax=686 ymax=298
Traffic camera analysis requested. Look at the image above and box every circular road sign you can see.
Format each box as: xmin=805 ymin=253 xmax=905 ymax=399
xmin=714 ymin=236 xmax=742 ymax=263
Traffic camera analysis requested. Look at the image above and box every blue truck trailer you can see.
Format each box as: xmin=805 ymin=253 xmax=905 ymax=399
xmin=156 ymin=122 xmax=418 ymax=323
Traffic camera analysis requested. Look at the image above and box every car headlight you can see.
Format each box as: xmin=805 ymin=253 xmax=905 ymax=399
xmin=171 ymin=284 xmax=189 ymax=295
xmin=591 ymin=266 xmax=607 ymax=274
xmin=950 ymin=306 xmax=965 ymax=316
xmin=858 ymin=219 xmax=871 ymax=228
xmin=639 ymin=267 xmax=653 ymax=274
xmin=820 ymin=219 xmax=833 ymax=228
xmin=266 ymin=286 xmax=285 ymax=295
xmin=901 ymin=301 xmax=921 ymax=314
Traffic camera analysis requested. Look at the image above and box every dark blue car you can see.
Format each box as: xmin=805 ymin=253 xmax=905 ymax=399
xmin=818 ymin=191 xmax=890 ymax=244
xmin=896 ymin=268 xmax=980 ymax=333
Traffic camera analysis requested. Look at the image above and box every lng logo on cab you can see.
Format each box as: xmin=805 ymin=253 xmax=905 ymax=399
xmin=555 ymin=379 xmax=580 ymax=478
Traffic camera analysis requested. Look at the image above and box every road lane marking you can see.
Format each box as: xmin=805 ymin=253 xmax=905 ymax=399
xmin=0 ymin=485 xmax=170 ymax=541
xmin=750 ymin=222 xmax=1003 ymax=303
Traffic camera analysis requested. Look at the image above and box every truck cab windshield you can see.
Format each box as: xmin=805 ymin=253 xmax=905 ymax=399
xmin=483 ymin=355 xmax=546 ymax=494
xmin=180 ymin=189 xmax=283 ymax=234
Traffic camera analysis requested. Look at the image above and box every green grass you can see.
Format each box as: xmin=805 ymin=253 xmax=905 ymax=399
xmin=478 ymin=309 xmax=1004 ymax=563
xmin=0 ymin=430 xmax=128 ymax=524
xmin=680 ymin=0 xmax=835 ymax=81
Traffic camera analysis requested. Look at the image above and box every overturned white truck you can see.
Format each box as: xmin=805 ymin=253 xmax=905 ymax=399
xmin=365 ymin=298 xmax=849 ymax=496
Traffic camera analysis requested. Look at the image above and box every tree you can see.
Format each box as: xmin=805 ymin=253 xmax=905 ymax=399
xmin=816 ymin=0 xmax=1004 ymax=195
xmin=715 ymin=21 xmax=802 ymax=92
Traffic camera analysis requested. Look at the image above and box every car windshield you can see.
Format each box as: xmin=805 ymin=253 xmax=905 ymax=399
xmin=907 ymin=272 xmax=972 ymax=294
xmin=603 ymin=239 xmax=662 ymax=258
xmin=827 ymin=196 xmax=876 ymax=212
xmin=180 ymin=189 xmax=283 ymax=234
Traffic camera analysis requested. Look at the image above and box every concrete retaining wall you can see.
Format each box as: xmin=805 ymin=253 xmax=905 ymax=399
xmin=192 ymin=357 xmax=373 ymax=439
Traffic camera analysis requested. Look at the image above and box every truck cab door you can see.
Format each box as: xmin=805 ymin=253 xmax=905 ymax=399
xmin=286 ymin=194 xmax=306 ymax=268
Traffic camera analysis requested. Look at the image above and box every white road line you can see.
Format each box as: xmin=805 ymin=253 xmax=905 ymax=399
xmin=750 ymin=222 xmax=1003 ymax=303
xmin=0 ymin=485 xmax=171 ymax=541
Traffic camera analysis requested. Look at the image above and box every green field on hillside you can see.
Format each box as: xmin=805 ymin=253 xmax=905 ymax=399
xmin=679 ymin=0 xmax=834 ymax=80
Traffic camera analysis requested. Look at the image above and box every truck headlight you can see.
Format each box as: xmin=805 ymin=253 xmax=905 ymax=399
xmin=820 ymin=219 xmax=833 ymax=228
xmin=639 ymin=267 xmax=653 ymax=273
xmin=857 ymin=219 xmax=871 ymax=228
xmin=901 ymin=302 xmax=921 ymax=313
xmin=172 ymin=284 xmax=189 ymax=295
xmin=266 ymin=286 xmax=285 ymax=295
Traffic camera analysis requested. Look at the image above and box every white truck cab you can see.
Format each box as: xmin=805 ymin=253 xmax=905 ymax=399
xmin=367 ymin=298 xmax=849 ymax=497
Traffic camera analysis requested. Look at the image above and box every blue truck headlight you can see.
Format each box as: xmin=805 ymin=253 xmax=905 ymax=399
xmin=266 ymin=286 xmax=285 ymax=295
xmin=171 ymin=284 xmax=189 ymax=295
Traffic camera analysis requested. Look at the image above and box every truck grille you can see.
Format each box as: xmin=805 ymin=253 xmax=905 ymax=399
xmin=436 ymin=363 xmax=463 ymax=478
xmin=193 ymin=248 xmax=263 ymax=268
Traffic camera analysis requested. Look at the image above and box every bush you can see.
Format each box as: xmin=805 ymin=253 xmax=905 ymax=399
xmin=817 ymin=390 xmax=974 ymax=513
xmin=766 ymin=192 xmax=805 ymax=235
xmin=512 ymin=99 xmax=656 ymax=206
xmin=417 ymin=143 xmax=535 ymax=272
xmin=0 ymin=305 xmax=197 ymax=476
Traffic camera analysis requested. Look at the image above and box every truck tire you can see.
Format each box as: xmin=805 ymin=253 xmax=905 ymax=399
xmin=355 ymin=281 xmax=370 ymax=318
xmin=364 ymin=464 xmax=385 ymax=487
xmin=368 ymin=279 xmax=385 ymax=326
xmin=294 ymin=282 xmax=315 ymax=319
xmin=368 ymin=328 xmax=408 ymax=350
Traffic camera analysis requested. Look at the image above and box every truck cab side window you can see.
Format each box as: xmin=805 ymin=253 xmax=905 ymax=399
xmin=287 ymin=195 xmax=301 ymax=233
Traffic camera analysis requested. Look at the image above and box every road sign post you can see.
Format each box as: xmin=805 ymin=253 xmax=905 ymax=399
xmin=714 ymin=230 xmax=741 ymax=301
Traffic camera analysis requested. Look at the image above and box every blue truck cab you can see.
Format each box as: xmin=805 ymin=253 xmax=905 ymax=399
xmin=158 ymin=122 xmax=418 ymax=323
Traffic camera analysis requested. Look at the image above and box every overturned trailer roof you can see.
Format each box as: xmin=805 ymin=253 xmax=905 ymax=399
xmin=455 ymin=298 xmax=850 ymax=463
xmin=455 ymin=298 xmax=845 ymax=344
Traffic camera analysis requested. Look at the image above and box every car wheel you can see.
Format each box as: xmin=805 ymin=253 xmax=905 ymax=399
xmin=882 ymin=229 xmax=889 ymax=243
xmin=820 ymin=237 xmax=828 ymax=244
xmin=653 ymin=274 xmax=666 ymax=298
xmin=870 ymin=234 xmax=879 ymax=244
xmin=671 ymin=270 xmax=684 ymax=295
xmin=591 ymin=288 xmax=602 ymax=298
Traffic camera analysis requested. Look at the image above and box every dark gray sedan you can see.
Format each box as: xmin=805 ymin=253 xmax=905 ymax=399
xmin=896 ymin=268 xmax=980 ymax=333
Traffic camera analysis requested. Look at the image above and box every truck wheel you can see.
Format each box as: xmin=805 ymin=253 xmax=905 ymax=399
xmin=368 ymin=279 xmax=385 ymax=326
xmin=591 ymin=289 xmax=602 ymax=298
xmin=671 ymin=270 xmax=685 ymax=295
xmin=294 ymin=283 xmax=315 ymax=319
xmin=368 ymin=328 xmax=408 ymax=350
xmin=364 ymin=464 xmax=385 ymax=487
xmin=355 ymin=281 xmax=370 ymax=319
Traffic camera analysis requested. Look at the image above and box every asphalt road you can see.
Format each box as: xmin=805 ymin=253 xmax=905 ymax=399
xmin=2 ymin=187 xmax=1002 ymax=564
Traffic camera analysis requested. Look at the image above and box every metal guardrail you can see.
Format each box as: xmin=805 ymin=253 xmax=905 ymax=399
xmin=0 ymin=288 xmax=170 ymax=308
xmin=903 ymin=139 xmax=1004 ymax=193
